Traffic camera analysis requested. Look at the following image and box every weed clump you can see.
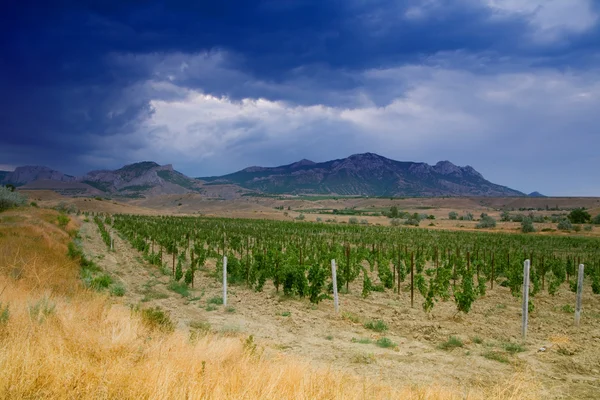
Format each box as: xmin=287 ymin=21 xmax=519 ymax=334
xmin=363 ymin=319 xmax=388 ymax=332
xmin=438 ymin=336 xmax=463 ymax=350
xmin=376 ymin=337 xmax=396 ymax=348
xmin=139 ymin=306 xmax=175 ymax=332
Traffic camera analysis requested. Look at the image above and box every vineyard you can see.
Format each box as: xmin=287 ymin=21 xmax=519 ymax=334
xmin=101 ymin=214 xmax=600 ymax=314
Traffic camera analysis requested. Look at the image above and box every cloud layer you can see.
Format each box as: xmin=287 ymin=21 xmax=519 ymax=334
xmin=1 ymin=0 xmax=599 ymax=195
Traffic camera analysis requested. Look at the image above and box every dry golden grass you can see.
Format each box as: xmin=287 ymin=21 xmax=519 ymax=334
xmin=0 ymin=208 xmax=541 ymax=400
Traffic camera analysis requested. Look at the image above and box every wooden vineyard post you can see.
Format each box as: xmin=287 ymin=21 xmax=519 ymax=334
xmin=410 ymin=252 xmax=414 ymax=308
xmin=223 ymin=256 xmax=228 ymax=307
xmin=522 ymin=259 xmax=530 ymax=340
xmin=331 ymin=259 xmax=339 ymax=314
xmin=110 ymin=236 xmax=114 ymax=251
xmin=575 ymin=264 xmax=585 ymax=327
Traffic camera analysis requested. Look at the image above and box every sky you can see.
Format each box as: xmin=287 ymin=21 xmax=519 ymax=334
xmin=1 ymin=0 xmax=599 ymax=196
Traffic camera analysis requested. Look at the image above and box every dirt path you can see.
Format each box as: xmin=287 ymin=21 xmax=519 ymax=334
xmin=79 ymin=217 xmax=600 ymax=399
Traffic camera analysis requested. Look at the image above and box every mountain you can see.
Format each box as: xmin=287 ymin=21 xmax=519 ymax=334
xmin=199 ymin=153 xmax=525 ymax=197
xmin=528 ymin=191 xmax=546 ymax=197
xmin=3 ymin=162 xmax=208 ymax=198
xmin=2 ymin=166 xmax=76 ymax=186
xmin=81 ymin=161 xmax=203 ymax=196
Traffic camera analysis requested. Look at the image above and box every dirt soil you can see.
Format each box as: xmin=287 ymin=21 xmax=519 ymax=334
xmin=78 ymin=216 xmax=600 ymax=399
xmin=25 ymin=190 xmax=600 ymax=237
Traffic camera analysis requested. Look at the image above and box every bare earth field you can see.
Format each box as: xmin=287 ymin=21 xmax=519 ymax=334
xmin=78 ymin=214 xmax=600 ymax=399
xmin=24 ymin=190 xmax=600 ymax=238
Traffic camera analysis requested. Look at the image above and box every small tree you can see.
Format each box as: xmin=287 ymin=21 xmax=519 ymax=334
xmin=568 ymin=208 xmax=591 ymax=224
xmin=404 ymin=216 xmax=420 ymax=226
xmin=500 ymin=210 xmax=510 ymax=222
xmin=449 ymin=211 xmax=458 ymax=220
xmin=593 ymin=214 xmax=600 ymax=225
xmin=476 ymin=215 xmax=496 ymax=229
xmin=521 ymin=217 xmax=535 ymax=233
xmin=463 ymin=212 xmax=474 ymax=221
xmin=389 ymin=206 xmax=399 ymax=219
xmin=557 ymin=218 xmax=573 ymax=231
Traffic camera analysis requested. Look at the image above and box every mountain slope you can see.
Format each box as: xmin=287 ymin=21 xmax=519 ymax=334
xmin=81 ymin=162 xmax=203 ymax=196
xmin=2 ymin=166 xmax=75 ymax=186
xmin=200 ymin=153 xmax=524 ymax=197
xmin=4 ymin=162 xmax=206 ymax=197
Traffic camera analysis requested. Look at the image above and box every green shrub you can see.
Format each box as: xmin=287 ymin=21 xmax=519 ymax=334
xmin=90 ymin=274 xmax=113 ymax=290
xmin=0 ymin=302 xmax=9 ymax=324
xmin=110 ymin=283 xmax=126 ymax=297
xmin=439 ymin=336 xmax=463 ymax=350
xmin=561 ymin=304 xmax=575 ymax=313
xmin=404 ymin=217 xmax=420 ymax=226
xmin=57 ymin=213 xmax=70 ymax=228
xmin=0 ymin=186 xmax=27 ymax=212
xmin=140 ymin=306 xmax=175 ymax=332
xmin=363 ymin=319 xmax=388 ymax=332
xmin=557 ymin=219 xmax=573 ymax=231
xmin=476 ymin=215 xmax=496 ymax=229
xmin=376 ymin=337 xmax=396 ymax=348
xmin=449 ymin=211 xmax=458 ymax=220
xmin=568 ymin=208 xmax=591 ymax=224
xmin=207 ymin=296 xmax=224 ymax=305
xmin=503 ymin=342 xmax=526 ymax=354
xmin=349 ymin=217 xmax=358 ymax=224
xmin=351 ymin=337 xmax=372 ymax=344
xmin=482 ymin=350 xmax=509 ymax=363
xmin=168 ymin=281 xmax=190 ymax=297
xmin=521 ymin=217 xmax=536 ymax=233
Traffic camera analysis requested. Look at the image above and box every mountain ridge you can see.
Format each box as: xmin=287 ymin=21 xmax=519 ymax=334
xmin=199 ymin=153 xmax=525 ymax=197
xmin=2 ymin=153 xmax=525 ymax=198
xmin=2 ymin=162 xmax=204 ymax=198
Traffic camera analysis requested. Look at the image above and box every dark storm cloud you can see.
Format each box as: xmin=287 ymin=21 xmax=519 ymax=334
xmin=0 ymin=0 xmax=599 ymax=194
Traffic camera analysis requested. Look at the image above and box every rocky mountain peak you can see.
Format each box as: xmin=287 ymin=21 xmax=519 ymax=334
xmin=200 ymin=153 xmax=525 ymax=197
xmin=290 ymin=159 xmax=316 ymax=168
xmin=433 ymin=160 xmax=461 ymax=175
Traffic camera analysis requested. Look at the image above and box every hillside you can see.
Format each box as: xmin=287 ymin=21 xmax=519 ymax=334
xmin=2 ymin=162 xmax=211 ymax=198
xmin=81 ymin=161 xmax=204 ymax=197
xmin=1 ymin=166 xmax=75 ymax=186
xmin=200 ymin=153 xmax=524 ymax=197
